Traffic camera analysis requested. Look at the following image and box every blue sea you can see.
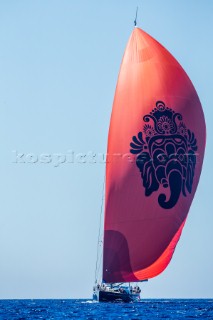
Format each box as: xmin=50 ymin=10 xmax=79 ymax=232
xmin=0 ymin=299 xmax=212 ymax=319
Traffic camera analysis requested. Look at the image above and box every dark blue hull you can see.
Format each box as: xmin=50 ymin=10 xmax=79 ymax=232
xmin=93 ymin=290 xmax=140 ymax=303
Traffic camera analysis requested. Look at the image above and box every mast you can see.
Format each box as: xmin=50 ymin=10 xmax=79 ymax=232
xmin=134 ymin=7 xmax=138 ymax=27
xmin=94 ymin=177 xmax=105 ymax=284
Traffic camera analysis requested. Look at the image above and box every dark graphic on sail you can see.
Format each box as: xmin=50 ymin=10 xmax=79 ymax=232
xmin=130 ymin=101 xmax=198 ymax=209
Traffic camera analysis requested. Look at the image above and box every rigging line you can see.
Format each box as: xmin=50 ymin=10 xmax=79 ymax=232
xmin=94 ymin=174 xmax=105 ymax=283
xmin=134 ymin=6 xmax=138 ymax=27
xmin=96 ymin=242 xmax=103 ymax=280
xmin=96 ymin=249 xmax=103 ymax=279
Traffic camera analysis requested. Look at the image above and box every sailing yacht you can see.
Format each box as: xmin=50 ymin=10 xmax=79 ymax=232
xmin=93 ymin=18 xmax=206 ymax=302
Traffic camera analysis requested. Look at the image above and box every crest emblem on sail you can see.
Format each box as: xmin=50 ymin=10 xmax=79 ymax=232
xmin=130 ymin=100 xmax=197 ymax=209
xmin=103 ymin=27 xmax=206 ymax=283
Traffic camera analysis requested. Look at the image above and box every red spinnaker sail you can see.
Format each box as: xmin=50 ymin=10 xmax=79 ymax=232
xmin=103 ymin=28 xmax=206 ymax=283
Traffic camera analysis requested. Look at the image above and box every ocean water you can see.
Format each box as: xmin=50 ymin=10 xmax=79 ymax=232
xmin=0 ymin=299 xmax=212 ymax=319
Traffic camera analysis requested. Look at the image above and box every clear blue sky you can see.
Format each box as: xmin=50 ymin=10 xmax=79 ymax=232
xmin=0 ymin=0 xmax=212 ymax=299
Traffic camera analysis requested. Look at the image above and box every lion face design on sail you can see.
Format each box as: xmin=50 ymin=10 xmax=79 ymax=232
xmin=130 ymin=101 xmax=197 ymax=209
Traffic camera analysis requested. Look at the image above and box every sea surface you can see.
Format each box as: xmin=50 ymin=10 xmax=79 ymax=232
xmin=0 ymin=299 xmax=212 ymax=319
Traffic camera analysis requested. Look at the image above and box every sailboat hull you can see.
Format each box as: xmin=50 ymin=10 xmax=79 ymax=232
xmin=93 ymin=289 xmax=140 ymax=303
